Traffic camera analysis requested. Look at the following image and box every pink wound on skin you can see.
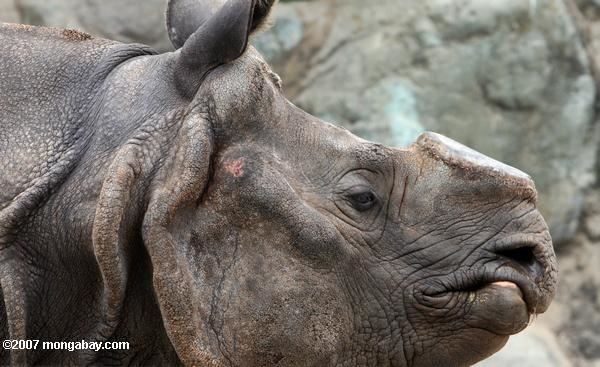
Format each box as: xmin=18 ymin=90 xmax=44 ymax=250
xmin=224 ymin=158 xmax=245 ymax=177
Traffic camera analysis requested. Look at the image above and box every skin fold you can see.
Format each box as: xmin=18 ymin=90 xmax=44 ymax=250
xmin=0 ymin=0 xmax=557 ymax=365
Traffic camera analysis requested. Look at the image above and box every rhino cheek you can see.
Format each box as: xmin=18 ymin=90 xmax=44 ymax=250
xmin=161 ymin=149 xmax=356 ymax=365
xmin=182 ymin=206 xmax=354 ymax=366
xmin=212 ymin=230 xmax=352 ymax=366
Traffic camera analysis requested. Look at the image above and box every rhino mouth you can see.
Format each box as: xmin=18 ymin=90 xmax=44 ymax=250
xmin=423 ymin=266 xmax=536 ymax=309
xmin=415 ymin=238 xmax=553 ymax=317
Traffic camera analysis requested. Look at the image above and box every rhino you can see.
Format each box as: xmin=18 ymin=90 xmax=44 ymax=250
xmin=0 ymin=0 xmax=558 ymax=365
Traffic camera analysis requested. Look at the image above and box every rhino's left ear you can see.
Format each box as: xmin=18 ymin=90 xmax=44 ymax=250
xmin=168 ymin=0 xmax=276 ymax=96
xmin=92 ymin=107 xmax=215 ymax=364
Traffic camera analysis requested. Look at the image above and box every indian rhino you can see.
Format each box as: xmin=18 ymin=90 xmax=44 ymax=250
xmin=0 ymin=0 xmax=558 ymax=366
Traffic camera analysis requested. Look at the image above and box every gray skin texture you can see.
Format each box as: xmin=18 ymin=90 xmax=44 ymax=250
xmin=0 ymin=0 xmax=558 ymax=366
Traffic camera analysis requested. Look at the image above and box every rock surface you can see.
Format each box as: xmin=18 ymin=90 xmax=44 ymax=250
xmin=584 ymin=191 xmax=600 ymax=240
xmin=0 ymin=0 xmax=18 ymax=23
xmin=550 ymin=233 xmax=600 ymax=366
xmin=16 ymin=0 xmax=173 ymax=52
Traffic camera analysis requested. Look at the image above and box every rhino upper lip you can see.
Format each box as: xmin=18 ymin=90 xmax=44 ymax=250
xmin=420 ymin=239 xmax=549 ymax=314
xmin=419 ymin=265 xmax=538 ymax=313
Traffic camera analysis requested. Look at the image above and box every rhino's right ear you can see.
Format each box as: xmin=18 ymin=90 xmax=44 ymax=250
xmin=168 ymin=0 xmax=276 ymax=96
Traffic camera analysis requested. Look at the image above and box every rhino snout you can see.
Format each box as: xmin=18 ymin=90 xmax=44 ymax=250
xmin=404 ymin=131 xmax=557 ymax=336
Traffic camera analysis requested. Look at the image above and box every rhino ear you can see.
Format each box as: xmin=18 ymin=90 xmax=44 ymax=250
xmin=91 ymin=107 xmax=214 ymax=363
xmin=167 ymin=0 xmax=276 ymax=49
xmin=141 ymin=108 xmax=217 ymax=365
xmin=168 ymin=0 xmax=276 ymax=96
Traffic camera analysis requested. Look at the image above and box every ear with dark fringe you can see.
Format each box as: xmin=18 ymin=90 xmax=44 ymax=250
xmin=167 ymin=0 xmax=276 ymax=49
xmin=251 ymin=0 xmax=277 ymax=32
xmin=167 ymin=0 xmax=277 ymax=96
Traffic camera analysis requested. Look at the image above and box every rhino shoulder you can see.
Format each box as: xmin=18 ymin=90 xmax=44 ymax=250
xmin=0 ymin=23 xmax=156 ymax=212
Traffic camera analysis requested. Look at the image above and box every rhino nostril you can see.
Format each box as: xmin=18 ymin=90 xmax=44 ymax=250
xmin=496 ymin=246 xmax=541 ymax=277
xmin=497 ymin=247 xmax=534 ymax=265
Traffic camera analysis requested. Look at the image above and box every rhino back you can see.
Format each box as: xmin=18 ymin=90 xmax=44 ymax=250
xmin=0 ymin=24 xmax=155 ymax=208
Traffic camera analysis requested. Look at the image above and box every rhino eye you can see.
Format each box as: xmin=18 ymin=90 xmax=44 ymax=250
xmin=347 ymin=190 xmax=377 ymax=212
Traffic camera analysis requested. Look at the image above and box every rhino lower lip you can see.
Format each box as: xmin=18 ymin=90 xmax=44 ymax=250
xmin=488 ymin=281 xmax=524 ymax=301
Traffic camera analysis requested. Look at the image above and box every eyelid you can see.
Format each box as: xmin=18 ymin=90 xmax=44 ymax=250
xmin=335 ymin=184 xmax=372 ymax=197
xmin=345 ymin=185 xmax=372 ymax=194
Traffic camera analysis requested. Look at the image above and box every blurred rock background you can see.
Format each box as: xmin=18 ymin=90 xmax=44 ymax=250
xmin=1 ymin=0 xmax=599 ymax=365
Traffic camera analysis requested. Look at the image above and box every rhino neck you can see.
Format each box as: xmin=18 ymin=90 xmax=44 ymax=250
xmin=0 ymin=26 xmax=177 ymax=364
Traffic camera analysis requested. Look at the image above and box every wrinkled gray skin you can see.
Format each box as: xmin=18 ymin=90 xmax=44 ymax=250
xmin=0 ymin=0 xmax=558 ymax=366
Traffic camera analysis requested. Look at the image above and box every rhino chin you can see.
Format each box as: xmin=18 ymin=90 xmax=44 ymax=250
xmin=410 ymin=329 xmax=511 ymax=367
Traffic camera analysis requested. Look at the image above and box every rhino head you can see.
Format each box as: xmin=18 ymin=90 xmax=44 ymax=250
xmin=86 ymin=0 xmax=557 ymax=365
